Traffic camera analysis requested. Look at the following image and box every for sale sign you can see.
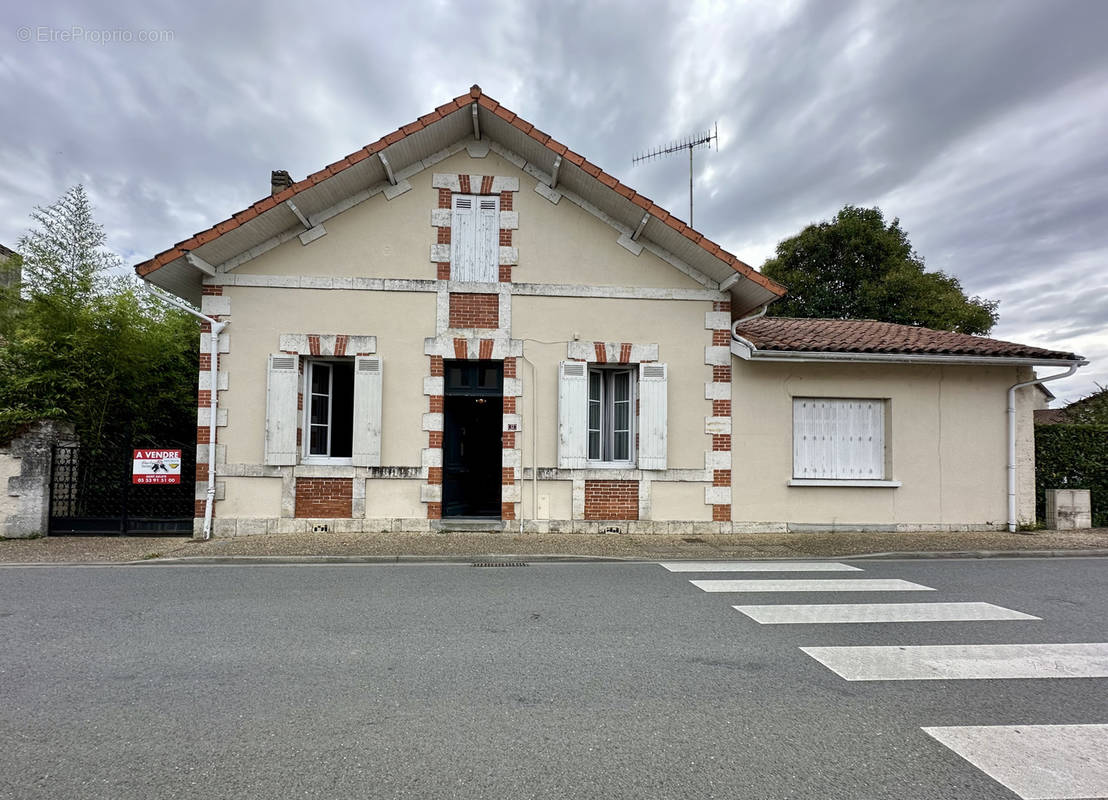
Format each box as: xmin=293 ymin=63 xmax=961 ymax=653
xmin=132 ymin=449 xmax=182 ymax=484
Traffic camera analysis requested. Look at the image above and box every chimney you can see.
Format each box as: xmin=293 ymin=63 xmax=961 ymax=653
xmin=271 ymin=170 xmax=293 ymax=195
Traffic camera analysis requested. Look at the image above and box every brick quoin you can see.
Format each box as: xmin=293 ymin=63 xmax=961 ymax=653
xmin=501 ymin=502 xmax=515 ymax=520
xmin=294 ymin=478 xmax=353 ymax=518
xmin=437 ymin=227 xmax=451 ymax=244
xmin=428 ymin=431 xmax=443 ymax=448
xmin=438 ymin=188 xmax=452 ymax=208
xmin=713 ymin=300 xmax=731 ymax=312
xmin=502 ymin=396 xmax=516 ymax=413
xmin=712 ymin=434 xmax=731 ymax=451
xmin=437 ymin=262 xmax=451 ymax=280
xmin=584 ymin=480 xmax=639 ymax=520
xmin=499 ymin=229 xmax=512 ymax=246
xmin=194 ymin=499 xmax=207 ymax=518
xmin=712 ymin=329 xmax=730 ymax=346
xmin=459 ymin=175 xmax=471 ymax=193
xmin=499 ymin=191 xmax=513 ymax=211
xmin=201 ymin=285 xmax=223 ymax=296
xmin=501 ymin=467 xmax=515 ymax=485
xmin=502 ymin=432 xmax=515 ymax=448
xmin=430 ymin=356 xmax=444 ymax=377
xmin=713 ymin=365 xmax=731 ymax=382
xmin=198 ymin=353 xmax=212 ymax=370
xmin=713 ymin=399 xmax=731 ymax=416
xmin=196 ymin=463 xmax=209 ymax=482
xmin=198 ymin=389 xmax=211 ymax=406
xmin=449 ymin=293 xmax=499 ymax=328
xmin=713 ymin=469 xmax=731 ymax=487
xmin=429 ymin=395 xmax=444 ymax=413
xmin=196 ymin=426 xmax=211 ymax=445
xmin=713 ymin=504 xmax=731 ymax=522
xmin=427 ymin=466 xmax=443 ymax=485
xmin=498 ymin=265 xmax=512 ymax=282
xmin=427 ymin=502 xmax=442 ymax=519
xmin=503 ymin=358 xmax=517 ymax=378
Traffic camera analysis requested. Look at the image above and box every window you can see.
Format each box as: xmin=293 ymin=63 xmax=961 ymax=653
xmin=305 ymin=360 xmax=355 ymax=460
xmin=450 ymin=194 xmax=499 ymax=281
xmin=588 ymin=368 xmax=635 ymax=464
xmin=792 ymin=398 xmax=887 ymax=481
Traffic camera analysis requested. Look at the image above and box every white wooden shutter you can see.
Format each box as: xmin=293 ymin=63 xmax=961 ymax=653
xmin=638 ymin=362 xmax=668 ymax=470
xmin=475 ymin=196 xmax=500 ymax=282
xmin=793 ymin=398 xmax=884 ymax=479
xmin=558 ymin=361 xmax=588 ymax=468
xmin=451 ymin=195 xmax=476 ymax=280
xmin=264 ymin=353 xmax=299 ymax=466
xmin=352 ymin=356 xmax=382 ymax=467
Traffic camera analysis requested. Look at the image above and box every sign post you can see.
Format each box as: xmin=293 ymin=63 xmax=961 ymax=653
xmin=132 ymin=449 xmax=182 ymax=485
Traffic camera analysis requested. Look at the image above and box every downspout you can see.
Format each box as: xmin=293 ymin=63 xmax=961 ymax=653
xmin=519 ymin=350 xmax=538 ymax=535
xmin=730 ymin=303 xmax=768 ymax=350
xmin=143 ymin=281 xmax=226 ymax=540
xmin=1006 ymin=363 xmax=1084 ymax=532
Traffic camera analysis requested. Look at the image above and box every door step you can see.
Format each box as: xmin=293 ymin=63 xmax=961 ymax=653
xmin=432 ymin=518 xmax=508 ymax=533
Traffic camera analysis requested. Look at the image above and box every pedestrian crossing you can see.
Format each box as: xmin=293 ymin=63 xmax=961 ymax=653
xmin=660 ymin=559 xmax=1108 ymax=799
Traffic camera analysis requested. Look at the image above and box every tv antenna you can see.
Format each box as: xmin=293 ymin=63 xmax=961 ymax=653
xmin=632 ymin=123 xmax=718 ymax=228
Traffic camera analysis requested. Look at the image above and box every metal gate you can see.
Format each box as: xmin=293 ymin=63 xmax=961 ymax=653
xmin=49 ymin=436 xmax=196 ymax=535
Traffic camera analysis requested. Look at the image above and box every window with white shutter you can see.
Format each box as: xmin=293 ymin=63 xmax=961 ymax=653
xmin=351 ymin=356 xmax=383 ymax=467
xmin=792 ymin=398 xmax=886 ymax=480
xmin=557 ymin=361 xmax=588 ymax=468
xmin=451 ymin=194 xmax=498 ymax=281
xmin=265 ymin=354 xmax=299 ymax=466
xmin=637 ymin=363 xmax=667 ymax=470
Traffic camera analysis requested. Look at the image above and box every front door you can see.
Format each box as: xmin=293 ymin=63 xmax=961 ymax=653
xmin=443 ymin=361 xmax=503 ymax=518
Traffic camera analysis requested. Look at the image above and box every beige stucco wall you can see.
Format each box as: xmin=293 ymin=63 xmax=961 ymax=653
xmin=731 ymin=359 xmax=1031 ymax=528
xmin=237 ymin=150 xmax=701 ymax=291
xmin=218 ymin=287 xmax=433 ymax=467
xmin=651 ymin=481 xmax=714 ymax=521
xmin=513 ymin=296 xmax=711 ymax=471
xmin=219 ymin=477 xmax=282 ymax=518
xmin=520 ymin=480 xmax=573 ymax=520
xmin=365 ymin=479 xmax=423 ymax=519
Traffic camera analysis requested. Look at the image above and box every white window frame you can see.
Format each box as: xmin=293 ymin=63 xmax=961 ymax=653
xmin=451 ymin=193 xmax=499 ymax=282
xmin=788 ymin=397 xmax=900 ymax=487
xmin=587 ymin=366 xmax=636 ymax=467
xmin=302 ymin=359 xmax=354 ymax=465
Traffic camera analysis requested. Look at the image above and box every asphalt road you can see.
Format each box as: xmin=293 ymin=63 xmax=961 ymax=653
xmin=1 ymin=557 xmax=1106 ymax=799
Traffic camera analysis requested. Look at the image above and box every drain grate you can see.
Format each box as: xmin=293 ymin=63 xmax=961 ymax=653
xmin=472 ymin=561 xmax=528 ymax=567
xmin=682 ymin=537 xmax=705 ymax=543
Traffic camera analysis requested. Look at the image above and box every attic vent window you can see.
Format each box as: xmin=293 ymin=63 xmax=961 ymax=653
xmin=451 ymin=193 xmax=498 ymax=282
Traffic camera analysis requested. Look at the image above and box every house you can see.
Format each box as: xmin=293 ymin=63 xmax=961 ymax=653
xmin=0 ymin=243 xmax=18 ymax=290
xmin=135 ymin=86 xmax=1086 ymax=538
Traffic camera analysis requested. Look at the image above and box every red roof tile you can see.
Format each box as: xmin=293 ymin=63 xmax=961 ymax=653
xmin=734 ymin=318 xmax=1080 ymax=360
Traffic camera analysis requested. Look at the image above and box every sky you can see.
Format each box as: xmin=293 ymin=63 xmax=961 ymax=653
xmin=1 ymin=0 xmax=1105 ymax=403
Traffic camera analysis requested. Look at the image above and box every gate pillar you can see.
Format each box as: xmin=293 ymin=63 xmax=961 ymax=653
xmin=1 ymin=421 xmax=76 ymax=538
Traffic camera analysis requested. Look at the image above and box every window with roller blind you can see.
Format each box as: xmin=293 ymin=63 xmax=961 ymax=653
xmin=450 ymin=194 xmax=499 ymax=281
xmin=791 ymin=398 xmax=892 ymax=483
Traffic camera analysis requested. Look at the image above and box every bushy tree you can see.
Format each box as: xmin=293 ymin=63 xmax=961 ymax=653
xmin=763 ymin=205 xmax=999 ymax=335
xmin=0 ymin=186 xmax=198 ymax=447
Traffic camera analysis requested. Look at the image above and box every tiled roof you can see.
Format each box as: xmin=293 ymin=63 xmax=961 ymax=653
xmin=734 ymin=317 xmax=1080 ymax=361
xmin=134 ymin=86 xmax=785 ymax=298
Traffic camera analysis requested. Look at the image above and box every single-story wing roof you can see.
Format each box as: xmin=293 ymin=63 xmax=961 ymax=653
xmin=735 ymin=317 xmax=1080 ymax=361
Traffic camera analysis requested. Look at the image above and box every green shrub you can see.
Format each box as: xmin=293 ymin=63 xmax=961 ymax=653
xmin=1035 ymin=424 xmax=1108 ymax=527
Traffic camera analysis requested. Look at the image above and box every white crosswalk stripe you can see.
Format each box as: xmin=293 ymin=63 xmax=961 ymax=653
xmin=733 ymin=601 xmax=1040 ymax=624
xmin=801 ymin=642 xmax=1108 ymax=681
xmin=690 ymin=578 xmax=933 ymax=593
xmin=660 ymin=561 xmax=862 ymax=572
xmin=923 ymin=724 xmax=1108 ymax=800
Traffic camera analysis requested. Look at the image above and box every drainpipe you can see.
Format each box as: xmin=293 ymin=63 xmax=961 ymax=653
xmin=1006 ymin=363 xmax=1084 ymax=532
xmin=730 ymin=303 xmax=769 ymax=347
xmin=519 ymin=350 xmax=538 ymax=535
xmin=143 ymin=281 xmax=227 ymax=540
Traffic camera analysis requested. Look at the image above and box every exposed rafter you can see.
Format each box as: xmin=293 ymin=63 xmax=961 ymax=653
xmin=719 ymin=273 xmax=741 ymax=291
xmin=184 ymin=252 xmax=217 ymax=276
xmin=285 ymin=200 xmax=311 ymax=229
xmin=631 ymin=212 xmax=650 ymax=242
xmin=549 ymin=155 xmax=562 ymax=189
xmin=471 ymin=103 xmax=480 ymax=140
xmin=379 ymin=152 xmax=397 ymax=185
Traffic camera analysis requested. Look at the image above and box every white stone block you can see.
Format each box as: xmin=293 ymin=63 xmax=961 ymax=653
xmin=421 ymin=448 xmax=443 ymax=468
xmin=705 ymin=451 xmax=730 ymax=470
xmin=490 ymin=176 xmax=519 ymax=192
xmin=200 ymin=332 xmax=230 ymax=354
xmin=499 ymin=246 xmax=518 ymax=265
xmin=704 ymin=382 xmax=731 ymax=400
xmin=705 ymin=486 xmax=731 ymax=505
xmin=430 ymin=244 xmax=451 ymax=262
xmin=420 ymin=484 xmax=442 ymax=502
xmin=704 ymin=416 xmax=732 ymax=435
xmin=197 ymin=408 xmax=228 ymax=427
xmin=704 ymin=311 xmax=731 ymax=330
xmin=432 ymin=173 xmax=461 ymax=192
xmin=200 ymin=296 xmax=231 ymax=316
xmin=499 ymin=211 xmax=519 ymax=230
xmin=704 ymin=346 xmax=730 ymax=366
xmin=502 ymin=484 xmax=521 ymax=502
xmin=503 ymin=377 xmax=523 ymax=397
xmin=422 ymin=413 xmax=444 ymax=431
xmin=198 ymin=371 xmax=229 ymax=391
xmin=502 ymin=414 xmax=522 ymax=432
xmin=431 ymin=209 xmax=452 ymax=227
xmin=424 ymin=376 xmax=445 ymax=396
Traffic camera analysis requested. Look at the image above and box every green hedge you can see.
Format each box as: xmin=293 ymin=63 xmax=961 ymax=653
xmin=1035 ymin=424 xmax=1108 ymax=527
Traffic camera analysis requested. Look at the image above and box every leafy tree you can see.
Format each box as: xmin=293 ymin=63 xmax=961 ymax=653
xmin=0 ymin=185 xmax=198 ymax=448
xmin=1059 ymin=385 xmax=1108 ymax=425
xmin=762 ymin=205 xmax=999 ymax=335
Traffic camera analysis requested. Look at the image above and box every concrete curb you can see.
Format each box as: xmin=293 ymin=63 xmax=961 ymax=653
xmin=845 ymin=549 xmax=1108 ymax=560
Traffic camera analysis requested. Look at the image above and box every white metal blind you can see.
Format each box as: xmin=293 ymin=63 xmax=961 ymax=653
xmin=450 ymin=194 xmax=498 ymax=281
xmin=638 ymin=362 xmax=668 ymax=470
xmin=264 ymin=353 xmax=299 ymax=466
xmin=558 ymin=361 xmax=588 ymax=468
xmin=351 ymin=356 xmax=382 ymax=467
xmin=793 ymin=398 xmax=885 ymax=479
